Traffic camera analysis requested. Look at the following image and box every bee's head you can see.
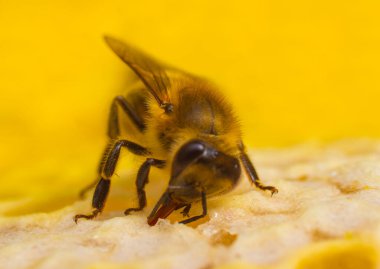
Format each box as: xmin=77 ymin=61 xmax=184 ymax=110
xmin=167 ymin=139 xmax=241 ymax=203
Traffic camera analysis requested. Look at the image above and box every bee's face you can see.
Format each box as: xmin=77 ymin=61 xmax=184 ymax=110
xmin=168 ymin=140 xmax=241 ymax=203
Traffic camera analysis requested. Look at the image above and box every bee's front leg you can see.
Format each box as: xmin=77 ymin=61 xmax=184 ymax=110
xmin=74 ymin=140 xmax=149 ymax=223
xmin=239 ymin=143 xmax=278 ymax=196
xmin=179 ymin=204 xmax=192 ymax=217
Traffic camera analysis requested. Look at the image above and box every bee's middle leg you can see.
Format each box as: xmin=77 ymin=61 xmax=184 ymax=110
xmin=74 ymin=178 xmax=110 ymax=222
xmin=74 ymin=140 xmax=149 ymax=223
xmin=124 ymin=158 xmax=166 ymax=215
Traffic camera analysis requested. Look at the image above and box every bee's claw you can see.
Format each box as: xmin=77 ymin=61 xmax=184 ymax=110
xmin=180 ymin=210 xmax=190 ymax=218
xmin=124 ymin=210 xmax=132 ymax=216
xmin=178 ymin=204 xmax=191 ymax=218
xmin=266 ymin=186 xmax=278 ymax=196
xmin=124 ymin=208 xmax=141 ymax=216
xmin=271 ymin=189 xmax=278 ymax=196
xmin=74 ymin=215 xmax=82 ymax=224
xmin=73 ymin=210 xmax=100 ymax=223
xmin=257 ymin=185 xmax=278 ymax=196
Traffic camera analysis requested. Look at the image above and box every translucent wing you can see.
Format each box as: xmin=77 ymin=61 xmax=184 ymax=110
xmin=104 ymin=36 xmax=173 ymax=112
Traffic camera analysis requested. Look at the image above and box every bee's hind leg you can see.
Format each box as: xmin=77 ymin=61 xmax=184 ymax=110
xmin=179 ymin=192 xmax=207 ymax=224
xmin=78 ymin=96 xmax=146 ymax=199
xmin=78 ymin=145 xmax=114 ymax=199
xmin=239 ymin=143 xmax=278 ymax=196
xmin=124 ymin=158 xmax=166 ymax=215
xmin=74 ymin=178 xmax=110 ymax=222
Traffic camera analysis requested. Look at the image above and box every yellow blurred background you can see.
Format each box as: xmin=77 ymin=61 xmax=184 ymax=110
xmin=0 ymin=0 xmax=379 ymax=214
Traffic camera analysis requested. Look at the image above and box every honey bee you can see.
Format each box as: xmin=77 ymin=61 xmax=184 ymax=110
xmin=74 ymin=36 xmax=278 ymax=226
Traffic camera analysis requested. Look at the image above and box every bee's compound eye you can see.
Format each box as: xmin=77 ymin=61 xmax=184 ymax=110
xmin=177 ymin=140 xmax=206 ymax=162
xmin=172 ymin=140 xmax=206 ymax=178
